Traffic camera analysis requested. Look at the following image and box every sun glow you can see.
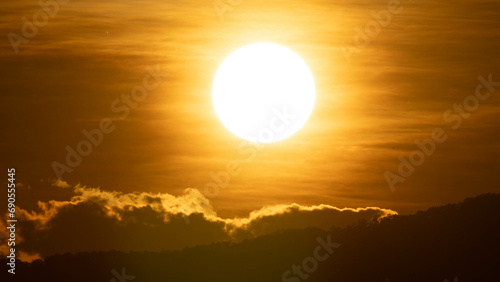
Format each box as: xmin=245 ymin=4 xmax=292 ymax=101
xmin=212 ymin=42 xmax=316 ymax=143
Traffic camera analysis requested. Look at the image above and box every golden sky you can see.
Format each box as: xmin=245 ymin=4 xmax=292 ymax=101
xmin=1 ymin=0 xmax=500 ymax=242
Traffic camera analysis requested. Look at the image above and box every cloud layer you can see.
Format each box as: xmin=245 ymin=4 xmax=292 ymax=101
xmin=0 ymin=183 xmax=396 ymax=260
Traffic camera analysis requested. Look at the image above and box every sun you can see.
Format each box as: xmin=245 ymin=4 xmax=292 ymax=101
xmin=212 ymin=42 xmax=316 ymax=143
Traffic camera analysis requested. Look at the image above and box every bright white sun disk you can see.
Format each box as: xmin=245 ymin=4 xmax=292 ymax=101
xmin=212 ymin=42 xmax=315 ymax=143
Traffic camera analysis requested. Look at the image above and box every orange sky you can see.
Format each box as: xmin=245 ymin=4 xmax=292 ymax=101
xmin=1 ymin=0 xmax=500 ymax=222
